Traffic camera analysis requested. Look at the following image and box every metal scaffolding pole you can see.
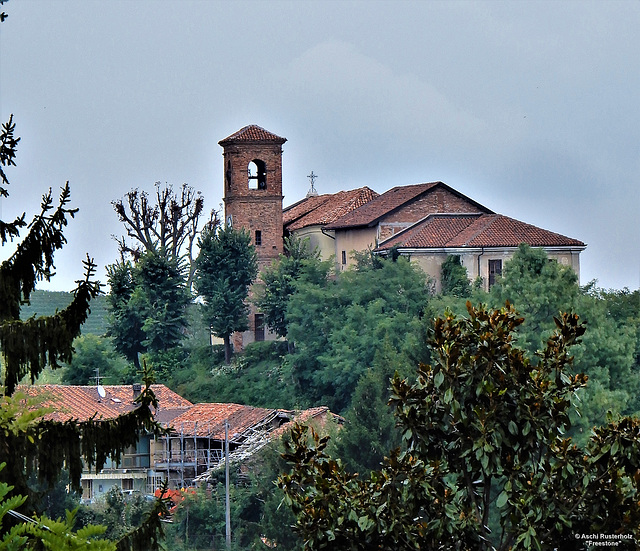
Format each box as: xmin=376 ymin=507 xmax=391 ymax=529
xmin=225 ymin=420 xmax=231 ymax=550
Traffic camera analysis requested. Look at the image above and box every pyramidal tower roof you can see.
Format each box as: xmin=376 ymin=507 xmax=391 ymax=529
xmin=219 ymin=125 xmax=287 ymax=146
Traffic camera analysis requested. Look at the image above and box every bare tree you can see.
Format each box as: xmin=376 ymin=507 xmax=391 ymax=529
xmin=112 ymin=181 xmax=217 ymax=290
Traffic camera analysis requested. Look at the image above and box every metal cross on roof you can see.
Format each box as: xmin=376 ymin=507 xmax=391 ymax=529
xmin=307 ymin=171 xmax=318 ymax=196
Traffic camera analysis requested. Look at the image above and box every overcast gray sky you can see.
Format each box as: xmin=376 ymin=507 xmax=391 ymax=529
xmin=1 ymin=0 xmax=638 ymax=292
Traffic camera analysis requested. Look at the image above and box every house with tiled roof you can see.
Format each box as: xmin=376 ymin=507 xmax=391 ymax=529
xmin=21 ymin=383 xmax=193 ymax=500
xmin=285 ymin=180 xmax=585 ymax=291
xmin=375 ymin=213 xmax=586 ymax=291
xmin=22 ymin=383 xmax=336 ymax=496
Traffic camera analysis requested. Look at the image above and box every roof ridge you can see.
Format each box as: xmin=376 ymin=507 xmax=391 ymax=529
xmin=459 ymin=213 xmax=497 ymax=245
xmin=219 ymin=124 xmax=286 ymax=145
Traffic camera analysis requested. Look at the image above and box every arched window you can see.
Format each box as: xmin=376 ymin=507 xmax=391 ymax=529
xmin=248 ymin=159 xmax=267 ymax=190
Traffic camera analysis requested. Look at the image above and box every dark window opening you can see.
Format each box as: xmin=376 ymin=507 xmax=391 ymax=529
xmin=341 ymin=250 xmax=347 ymax=265
xmin=488 ymin=259 xmax=502 ymax=288
xmin=255 ymin=314 xmax=265 ymax=342
xmin=226 ymin=160 xmax=232 ymax=190
xmin=248 ymin=159 xmax=267 ymax=190
xmin=255 ymin=230 xmax=262 ymax=246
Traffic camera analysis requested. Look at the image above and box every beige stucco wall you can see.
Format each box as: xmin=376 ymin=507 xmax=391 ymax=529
xmin=400 ymin=247 xmax=583 ymax=293
xmin=293 ymin=225 xmax=336 ymax=261
xmin=334 ymin=227 xmax=378 ymax=271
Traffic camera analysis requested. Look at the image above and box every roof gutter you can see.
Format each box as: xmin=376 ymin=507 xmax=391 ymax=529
xmin=321 ymin=226 xmax=335 ymax=240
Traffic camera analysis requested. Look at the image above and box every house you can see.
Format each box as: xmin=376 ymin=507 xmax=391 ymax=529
xmin=374 ymin=212 xmax=585 ymax=292
xmin=22 ymin=383 xmax=335 ymax=498
xmin=291 ymin=181 xmax=586 ymax=291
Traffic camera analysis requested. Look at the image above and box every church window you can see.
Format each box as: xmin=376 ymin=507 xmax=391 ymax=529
xmin=341 ymin=250 xmax=347 ymax=265
xmin=488 ymin=259 xmax=502 ymax=288
xmin=255 ymin=230 xmax=262 ymax=246
xmin=248 ymin=159 xmax=267 ymax=190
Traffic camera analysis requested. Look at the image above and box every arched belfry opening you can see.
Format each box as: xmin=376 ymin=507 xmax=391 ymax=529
xmin=248 ymin=159 xmax=267 ymax=190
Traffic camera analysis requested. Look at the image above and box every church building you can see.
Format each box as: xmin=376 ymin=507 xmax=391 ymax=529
xmin=219 ymin=124 xmax=586 ymax=344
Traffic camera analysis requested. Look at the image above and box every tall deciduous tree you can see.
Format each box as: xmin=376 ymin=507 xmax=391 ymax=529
xmin=286 ymin=256 xmax=429 ymax=411
xmin=112 ymin=182 xmax=217 ymax=291
xmin=194 ymin=223 xmax=258 ymax=364
xmin=279 ymin=303 xmax=640 ymax=550
xmin=490 ymin=243 xmax=578 ymax=355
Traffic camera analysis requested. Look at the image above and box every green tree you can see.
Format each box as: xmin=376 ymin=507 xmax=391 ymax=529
xmin=194 ymin=223 xmax=258 ymax=364
xmin=61 ymin=335 xmax=129 ymax=385
xmin=255 ymin=235 xmax=331 ymax=340
xmin=279 ymin=304 xmax=640 ymax=550
xmin=489 ymin=243 xmax=578 ymax=355
xmin=133 ymin=250 xmax=191 ymax=352
xmin=106 ymin=260 xmax=146 ymax=369
xmin=331 ymin=341 xmax=405 ymax=475
xmin=440 ymin=254 xmax=471 ymax=297
xmin=0 ymin=12 xmax=166 ymax=543
xmin=286 ymin=256 xmax=429 ymax=411
xmin=106 ymin=251 xmax=191 ymax=368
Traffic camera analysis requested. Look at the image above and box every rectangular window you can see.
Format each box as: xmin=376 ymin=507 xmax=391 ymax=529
xmin=255 ymin=230 xmax=262 ymax=246
xmin=341 ymin=250 xmax=347 ymax=265
xmin=254 ymin=314 xmax=265 ymax=342
xmin=488 ymin=259 xmax=502 ymax=288
xmin=122 ymin=479 xmax=134 ymax=491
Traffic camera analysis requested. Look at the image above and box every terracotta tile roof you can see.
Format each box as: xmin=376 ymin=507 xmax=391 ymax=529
xmin=283 ymin=194 xmax=335 ymax=226
xmin=218 ymin=125 xmax=286 ymax=145
xmin=284 ymin=187 xmax=379 ymax=231
xmin=324 ymin=182 xmax=492 ymax=230
xmin=376 ymin=213 xmax=586 ymax=250
xmin=20 ymin=384 xmax=193 ymax=423
xmin=166 ymin=403 xmax=278 ymax=441
xmin=270 ymin=406 xmax=338 ymax=439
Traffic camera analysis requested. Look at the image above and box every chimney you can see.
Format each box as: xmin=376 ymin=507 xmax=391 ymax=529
xmin=132 ymin=383 xmax=142 ymax=401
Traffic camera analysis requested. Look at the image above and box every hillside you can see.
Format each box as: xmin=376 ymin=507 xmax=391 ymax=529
xmin=20 ymin=290 xmax=110 ymax=336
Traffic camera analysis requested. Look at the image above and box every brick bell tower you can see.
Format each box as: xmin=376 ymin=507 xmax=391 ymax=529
xmin=218 ymin=125 xmax=287 ymax=346
xmin=219 ymin=125 xmax=286 ymax=270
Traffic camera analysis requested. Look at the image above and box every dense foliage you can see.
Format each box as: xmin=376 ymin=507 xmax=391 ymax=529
xmin=279 ymin=303 xmax=640 ymax=550
xmin=106 ymin=251 xmax=191 ymax=368
xmin=286 ymin=255 xmax=430 ymax=411
xmin=255 ymin=235 xmax=331 ymax=339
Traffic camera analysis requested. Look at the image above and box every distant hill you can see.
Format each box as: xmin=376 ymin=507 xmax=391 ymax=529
xmin=20 ymin=290 xmax=110 ymax=336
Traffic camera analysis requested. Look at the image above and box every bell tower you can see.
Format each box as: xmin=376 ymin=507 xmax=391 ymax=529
xmin=219 ymin=125 xmax=286 ymax=270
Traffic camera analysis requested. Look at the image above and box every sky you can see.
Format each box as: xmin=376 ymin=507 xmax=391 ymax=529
xmin=0 ymin=0 xmax=638 ymax=292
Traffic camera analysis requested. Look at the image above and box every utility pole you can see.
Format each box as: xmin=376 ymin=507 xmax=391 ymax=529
xmin=225 ymin=420 xmax=231 ymax=550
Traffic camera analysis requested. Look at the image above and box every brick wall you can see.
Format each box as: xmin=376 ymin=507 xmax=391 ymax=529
xmin=378 ymin=188 xmax=483 ymax=241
